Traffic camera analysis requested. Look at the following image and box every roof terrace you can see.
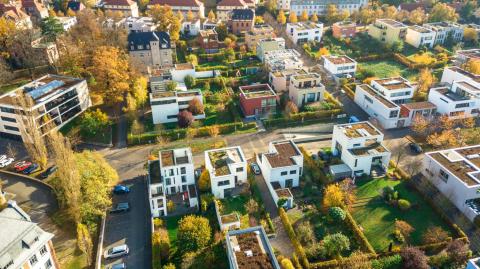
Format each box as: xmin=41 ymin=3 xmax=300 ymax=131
xmin=336 ymin=121 xmax=381 ymax=139
xmin=324 ymin=55 xmax=356 ymax=65
xmin=207 ymin=147 xmax=244 ymax=176
xmin=264 ymin=140 xmax=301 ymax=168
xmin=378 ymin=19 xmax=406 ymax=28
xmin=160 ymin=148 xmax=192 ymax=167
xmin=289 ymin=22 xmax=322 ymax=30
xmin=409 ymin=25 xmax=433 ymax=34
xmin=239 ymin=84 xmax=277 ymax=99
xmin=373 ymin=77 xmax=411 ymax=91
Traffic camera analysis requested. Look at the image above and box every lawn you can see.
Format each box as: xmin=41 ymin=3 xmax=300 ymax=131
xmin=357 ymin=60 xmax=417 ymax=80
xmin=352 ymin=178 xmax=454 ymax=252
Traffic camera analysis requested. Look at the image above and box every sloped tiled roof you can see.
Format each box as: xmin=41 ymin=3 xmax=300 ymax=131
xmin=218 ymin=0 xmax=247 ymax=7
xmin=104 ymin=0 xmax=136 ymax=6
xmin=148 ymin=0 xmax=203 ymax=7
xmin=128 ymin=31 xmax=171 ymax=50
xmin=231 ymin=8 xmax=254 ymax=20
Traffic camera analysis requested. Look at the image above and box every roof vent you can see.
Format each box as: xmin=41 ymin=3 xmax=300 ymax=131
xmin=245 ymin=250 xmax=253 ymax=257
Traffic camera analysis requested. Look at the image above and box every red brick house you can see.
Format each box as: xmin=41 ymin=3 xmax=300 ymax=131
xmin=239 ymin=84 xmax=278 ymax=119
xmin=228 ymin=8 xmax=254 ymax=35
xmin=197 ymin=29 xmax=220 ymax=53
xmin=332 ymin=21 xmax=357 ymax=39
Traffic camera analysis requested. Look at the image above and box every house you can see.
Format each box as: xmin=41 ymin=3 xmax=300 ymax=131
xmin=66 ymin=0 xmax=85 ymax=13
xmin=181 ymin=19 xmax=201 ymax=36
xmin=226 ymin=226 xmax=280 ymax=269
xmin=0 ymin=74 xmax=91 ymax=142
xmin=290 ymin=0 xmax=368 ymax=16
xmin=332 ymin=21 xmax=357 ymax=39
xmin=398 ymin=101 xmax=437 ymax=127
xmin=102 ymin=0 xmax=139 ymax=17
xmin=257 ymin=140 xmax=303 ymax=209
xmin=170 ymin=63 xmax=219 ymax=82
xmin=123 ymin=16 xmax=158 ymax=32
xmin=56 ymin=16 xmax=77 ymax=31
xmin=0 ymin=200 xmax=59 ymax=269
xmin=150 ymin=88 xmax=205 ymax=124
xmin=198 ymin=29 xmax=220 ymax=53
xmin=423 ymin=21 xmax=463 ymax=45
xmin=256 ymin=38 xmax=285 ymax=62
xmin=148 ymin=0 xmax=205 ymax=19
xmin=368 ymin=19 xmax=407 ymax=45
xmin=31 ymin=39 xmax=59 ymax=65
xmin=214 ymin=200 xmax=241 ymax=231
xmin=127 ymin=31 xmax=173 ymax=70
xmin=264 ymin=49 xmax=303 ymax=71
xmin=20 ymin=0 xmax=48 ymax=23
xmin=202 ymin=19 xmax=220 ymax=30
xmin=216 ymin=0 xmax=248 ymax=21
xmin=205 ymin=146 xmax=247 ymax=199
xmin=278 ymin=0 xmax=290 ymax=10
xmin=148 ymin=148 xmax=198 ymax=217
xmin=405 ymin=25 xmax=436 ymax=48
xmin=331 ymin=121 xmax=391 ymax=177
xmin=455 ymin=49 xmax=480 ymax=65
xmin=0 ymin=3 xmax=32 ymax=29
xmin=428 ymin=81 xmax=480 ymax=119
xmin=243 ymin=0 xmax=256 ymax=8
xmin=228 ymin=8 xmax=254 ymax=35
xmin=288 ymin=72 xmax=324 ymax=108
xmin=370 ymin=77 xmax=415 ymax=105
xmin=354 ymin=84 xmax=401 ymax=129
xmin=245 ymin=24 xmax=275 ymax=50
xmin=239 ymin=84 xmax=277 ymax=119
xmin=268 ymin=68 xmax=304 ymax=93
xmin=322 ymin=55 xmax=357 ymax=78
xmin=441 ymin=66 xmax=480 ymax=87
xmin=286 ymin=22 xmax=323 ymax=44
xmin=422 ymin=145 xmax=480 ymax=222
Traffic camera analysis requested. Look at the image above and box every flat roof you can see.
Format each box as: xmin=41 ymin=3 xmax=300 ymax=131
xmin=292 ymin=72 xmax=321 ymax=80
xmin=401 ymin=101 xmax=436 ymax=110
xmin=333 ymin=21 xmax=356 ymax=27
xmin=323 ymin=55 xmax=356 ymax=65
xmin=239 ymin=84 xmax=276 ymax=99
xmin=174 ymin=63 xmax=194 ymax=70
xmin=434 ymin=87 xmax=470 ymax=102
xmin=457 ymin=81 xmax=480 ymax=92
xmin=288 ymin=22 xmax=323 ymax=30
xmin=335 ymin=121 xmax=382 ymax=139
xmin=457 ymin=49 xmax=480 ymax=60
xmin=373 ymin=77 xmax=411 ymax=91
xmin=160 ymin=148 xmax=192 ymax=167
xmin=359 ymin=84 xmax=398 ymax=109
xmin=264 ymin=140 xmax=301 ymax=168
xmin=447 ymin=66 xmax=480 ymax=84
xmin=408 ymin=25 xmax=434 ymax=34
xmin=377 ymin=19 xmax=406 ymax=28
xmin=207 ymin=147 xmax=244 ymax=176
xmin=349 ymin=141 xmax=388 ymax=156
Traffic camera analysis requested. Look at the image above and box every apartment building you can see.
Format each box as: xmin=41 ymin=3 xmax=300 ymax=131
xmin=332 ymin=121 xmax=391 ymax=177
xmin=128 ymin=31 xmax=173 ymax=70
xmin=256 ymin=38 xmax=286 ymax=62
xmin=123 ymin=16 xmax=158 ymax=32
xmin=405 ymin=25 xmax=436 ymax=48
xmin=428 ymin=81 xmax=480 ymax=119
xmin=229 ymin=8 xmax=254 ymax=34
xmin=422 ymin=145 xmax=480 ymax=222
xmin=423 ymin=21 xmax=463 ymax=45
xmin=257 ymin=140 xmax=303 ymax=209
xmin=370 ymin=77 xmax=415 ymax=104
xmin=332 ymin=21 xmax=357 ymax=39
xmin=455 ymin=49 xmax=480 ymax=65
xmin=368 ymin=19 xmax=407 ymax=45
xmin=322 ymin=55 xmax=357 ymax=78
xmin=290 ymin=0 xmax=368 ymax=16
xmin=0 ymin=75 xmax=91 ymax=142
xmin=148 ymin=0 xmax=205 ymax=19
xmin=245 ymin=24 xmax=275 ymax=50
xmin=148 ymin=148 xmax=198 ymax=217
xmin=0 ymin=200 xmax=58 ymax=269
xmin=288 ymin=72 xmax=324 ymax=108
xmin=441 ymin=66 xmax=480 ymax=87
xmin=286 ymin=22 xmax=323 ymax=44
xmin=198 ymin=29 xmax=220 ymax=53
xmin=150 ymin=89 xmax=205 ymax=124
xmin=239 ymin=84 xmax=278 ymax=119
xmin=264 ymin=49 xmax=303 ymax=71
xmin=205 ymin=146 xmax=247 ymax=198
xmin=226 ymin=226 xmax=280 ymax=269
xmin=216 ymin=0 xmax=248 ymax=21
xmin=102 ymin=0 xmax=139 ymax=17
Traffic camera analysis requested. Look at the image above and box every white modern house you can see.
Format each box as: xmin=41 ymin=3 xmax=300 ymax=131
xmin=264 ymin=49 xmax=303 ymax=72
xmin=428 ymin=80 xmax=480 ymax=119
xmin=289 ymin=0 xmax=368 ymax=16
xmin=455 ymin=49 xmax=480 ymax=65
xmin=370 ymin=77 xmax=415 ymax=105
xmin=441 ymin=66 xmax=480 ymax=87
xmin=0 ymin=200 xmax=58 ymax=269
xmin=322 ymin=55 xmax=357 ymax=78
xmin=332 ymin=121 xmax=391 ymax=177
xmin=205 ymin=146 xmax=248 ymax=198
xmin=170 ymin=63 xmax=219 ymax=83
xmin=268 ymin=68 xmax=304 ymax=93
xmin=288 ymin=72 xmax=324 ymax=108
xmin=122 ymin=16 xmax=158 ymax=32
xmin=56 ymin=16 xmax=77 ymax=31
xmin=422 ymin=145 xmax=480 ymax=222
xmin=256 ymin=38 xmax=286 ymax=62
xmin=149 ymin=87 xmax=205 ymax=124
xmin=423 ymin=21 xmax=464 ymax=45
xmin=181 ymin=19 xmax=201 ymax=36
xmin=405 ymin=25 xmax=436 ymax=48
xmin=286 ymin=22 xmax=323 ymax=45
xmin=0 ymin=74 xmax=91 ymax=142
xmin=257 ymin=140 xmax=303 ymax=209
xmin=148 ymin=148 xmax=198 ymax=217
xmin=354 ymin=84 xmax=401 ymax=129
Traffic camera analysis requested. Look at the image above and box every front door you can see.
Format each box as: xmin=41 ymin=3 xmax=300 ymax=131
xmin=285 ymin=179 xmax=293 ymax=188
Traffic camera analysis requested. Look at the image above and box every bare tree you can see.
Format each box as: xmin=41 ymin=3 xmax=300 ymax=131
xmin=6 ymin=143 xmax=17 ymax=160
xmin=10 ymin=29 xmax=45 ymax=79
xmin=0 ymin=59 xmax=14 ymax=85
xmin=389 ymin=141 xmax=407 ymax=172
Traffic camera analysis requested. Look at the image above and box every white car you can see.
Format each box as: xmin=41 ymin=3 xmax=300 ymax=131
xmin=104 ymin=244 xmax=129 ymax=259
xmin=0 ymin=158 xmax=14 ymax=168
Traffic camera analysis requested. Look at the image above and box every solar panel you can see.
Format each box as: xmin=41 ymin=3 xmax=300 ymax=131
xmin=27 ymin=80 xmax=65 ymax=100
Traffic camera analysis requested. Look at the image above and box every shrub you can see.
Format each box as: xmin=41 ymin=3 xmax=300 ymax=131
xmin=184 ymin=75 xmax=196 ymax=88
xmin=79 ymin=108 xmax=110 ymax=138
xmin=323 ymin=183 xmax=345 ymax=208
xmin=281 ymin=258 xmax=295 ymax=269
xmin=306 ymin=243 xmax=327 ymax=260
xmin=198 ymin=170 xmax=211 ymax=192
xmin=279 ymin=208 xmax=309 ymax=268
xmin=422 ymin=226 xmax=450 ymax=244
xmin=445 ymin=239 xmax=471 ymax=266
xmin=152 ymin=229 xmax=170 ymax=268
xmin=177 ymin=215 xmax=211 ymax=253
xmin=371 ymin=254 xmax=402 ymax=269
xmin=400 ymin=247 xmax=428 ymax=269
xmin=177 ymin=110 xmax=194 ymax=128
xmin=397 ymin=199 xmax=411 ymax=210
xmin=188 ymin=97 xmax=204 ymax=115
xmin=297 ymin=221 xmax=315 ymax=246
xmin=323 ymin=233 xmax=350 ymax=257
xmin=328 ymin=207 xmax=346 ymax=222
xmin=167 ymin=200 xmax=175 ymax=213
xmin=394 ymin=220 xmax=414 ymax=241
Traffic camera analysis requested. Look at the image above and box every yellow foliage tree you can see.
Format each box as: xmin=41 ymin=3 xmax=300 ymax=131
xmin=464 ymin=28 xmax=478 ymax=42
xmin=208 ymin=10 xmax=216 ymax=21
xmin=186 ymin=10 xmax=194 ymax=21
xmin=429 ymin=3 xmax=458 ymax=22
xmin=416 ymin=68 xmax=435 ymax=96
xmin=325 ymin=4 xmax=339 ymax=23
xmin=323 ymin=183 xmax=345 ymax=209
xmin=288 ymin=12 xmax=298 ymax=23
xmin=318 ymin=47 xmax=329 ymax=56
xmin=0 ymin=18 xmax=16 ymax=58
xmin=277 ymin=10 xmax=287 ymax=24
xmin=310 ymin=13 xmax=318 ymax=22
xmin=465 ymin=59 xmax=480 ymax=75
xmin=408 ymin=8 xmax=426 ymax=24
xmin=198 ymin=169 xmax=211 ymax=191
xmin=300 ymin=10 xmax=308 ymax=21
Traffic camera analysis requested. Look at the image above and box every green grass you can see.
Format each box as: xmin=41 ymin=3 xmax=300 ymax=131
xmin=220 ymin=195 xmax=248 ymax=215
xmin=165 ymin=215 xmax=182 ymax=251
xmin=358 ymin=60 xmax=417 ymax=80
xmin=0 ymin=79 xmax=29 ymax=95
xmin=352 ymin=178 xmax=454 ymax=252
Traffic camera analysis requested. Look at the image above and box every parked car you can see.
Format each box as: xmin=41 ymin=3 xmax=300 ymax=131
xmin=348 ymin=116 xmax=360 ymax=123
xmin=109 ymin=263 xmax=126 ymax=269
xmin=318 ymin=151 xmax=331 ymax=162
xmin=0 ymin=158 xmax=14 ymax=168
xmin=39 ymin=166 xmax=57 ymax=179
xmin=113 ymin=185 xmax=130 ymax=194
xmin=15 ymin=161 xmax=32 ymax=172
xmin=409 ymin=143 xmax=423 ymax=154
xmin=104 ymin=244 xmax=129 ymax=259
xmin=23 ymin=163 xmax=39 ymax=174
xmin=250 ymin=162 xmax=261 ymax=175
xmin=110 ymin=202 xmax=130 ymax=213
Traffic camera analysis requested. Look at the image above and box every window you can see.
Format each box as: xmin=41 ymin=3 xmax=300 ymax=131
xmin=289 ymin=170 xmax=296 ymax=174
xmin=236 ymin=167 xmax=243 ymax=172
xmin=364 ymin=96 xmax=373 ymax=104
xmin=181 ymin=175 xmax=187 ymax=183
xmin=151 ymin=99 xmax=176 ymax=106
xmin=167 ymin=115 xmax=178 ymax=119
xmin=30 ymin=255 xmax=38 ymax=265
xmin=455 ymin=103 xmax=469 ymax=108
xmin=1 ymin=116 xmax=16 ymax=122
xmin=169 ymin=169 xmax=174 ymax=176
xmin=0 ymin=107 xmax=14 ymax=113
xmin=354 ymin=159 xmax=358 ymax=167
xmin=353 ymin=143 xmax=360 ymax=147
xmin=4 ymin=125 xmax=19 ymax=132
xmin=439 ymin=169 xmax=449 ymax=182
xmin=40 ymin=245 xmax=48 ymax=256
xmin=218 ymin=180 xmax=229 ymax=186
xmin=389 ymin=110 xmax=399 ymax=118
xmin=45 ymin=259 xmax=53 ymax=269
xmin=180 ymin=167 xmax=186 ymax=174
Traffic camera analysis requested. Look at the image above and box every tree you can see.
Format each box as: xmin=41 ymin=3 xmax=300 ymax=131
xmin=152 ymin=228 xmax=170 ymax=268
xmin=186 ymin=10 xmax=194 ymax=21
xmin=224 ymin=48 xmax=235 ymax=62
xmin=422 ymin=226 xmax=450 ymax=244
xmin=416 ymin=68 xmax=435 ymax=96
xmin=166 ymin=81 xmax=177 ymax=91
xmin=325 ymin=4 xmax=339 ymax=23
xmin=9 ymin=29 xmax=45 ymax=78
xmin=465 ymin=59 xmax=480 ymax=75
xmin=429 ymin=3 xmax=458 ymax=22
xmin=265 ymin=0 xmax=276 ymax=11
xmin=187 ymin=97 xmax=204 ymax=115
xmin=244 ymin=199 xmax=258 ymax=215
xmin=185 ymin=54 xmax=198 ymax=66
xmin=395 ymin=220 xmax=414 ymax=241
xmin=400 ymin=247 xmax=428 ymax=269
xmin=460 ymin=0 xmax=477 ymax=20
xmin=445 ymin=240 xmax=470 ymax=266
xmin=0 ymin=17 xmax=17 ymax=58
xmin=216 ymin=23 xmax=228 ymax=40
xmin=208 ymin=10 xmax=216 ymax=21
xmin=323 ymin=183 xmax=345 ymax=208
xmin=284 ymin=100 xmax=298 ymax=118
xmin=395 ymin=10 xmax=409 ymax=22
xmin=76 ymin=223 xmax=93 ymax=265
xmin=149 ymin=5 xmax=180 ymax=41
xmin=341 ymin=251 xmax=372 ymax=269
xmin=288 ymin=12 xmax=298 ymax=23
xmin=0 ymin=59 xmax=13 ymax=85
xmin=132 ymin=76 xmax=148 ymax=108
xmin=391 ymin=40 xmax=404 ymax=52
xmin=297 ymin=221 xmax=315 ymax=245
xmin=184 ymin=74 xmax=196 ymax=88
xmin=281 ymin=258 xmax=295 ymax=269
xmin=323 ymin=233 xmax=350 ymax=257
xmin=427 ymin=130 xmax=458 ymax=149
xmin=338 ymin=9 xmax=350 ymax=21
xmin=167 ymin=200 xmax=175 ymax=213
xmin=464 ymin=28 xmax=479 ymax=43
xmin=178 ymin=110 xmax=194 ymax=127
xmin=79 ymin=109 xmax=110 ymax=137
xmin=408 ymin=8 xmax=426 ymax=24
xmin=310 ymin=13 xmax=318 ymax=22
xmin=177 ymin=215 xmax=211 ymax=253
xmin=163 ymin=264 xmax=175 ymax=269
xmin=277 ymin=10 xmax=287 ymax=24
xmin=328 ymin=207 xmax=346 ymax=222
xmin=383 ymin=5 xmax=398 ymax=19
xmin=198 ymin=169 xmax=211 ymax=191
xmin=300 ymin=10 xmax=309 ymax=21
xmin=254 ymin=15 xmax=264 ymax=24
xmin=41 ymin=16 xmax=64 ymax=41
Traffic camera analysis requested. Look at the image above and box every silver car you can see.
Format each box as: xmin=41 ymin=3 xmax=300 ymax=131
xmin=104 ymin=244 xmax=129 ymax=259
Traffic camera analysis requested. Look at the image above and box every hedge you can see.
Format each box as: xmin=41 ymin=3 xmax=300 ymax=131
xmin=127 ymin=122 xmax=257 ymax=145
xmin=393 ymin=53 xmax=448 ymax=70
xmin=345 ymin=211 xmax=377 ymax=255
xmin=309 ymin=253 xmax=378 ymax=269
xmin=262 ymin=109 xmax=342 ymax=129
xmin=342 ymin=84 xmax=355 ymax=100
xmin=279 ymin=207 xmax=310 ymax=269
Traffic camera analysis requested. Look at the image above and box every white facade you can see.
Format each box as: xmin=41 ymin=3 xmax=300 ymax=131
xmin=0 ymin=74 xmax=91 ymax=142
xmin=256 ymin=38 xmax=286 ymax=62
xmin=205 ymin=146 xmax=248 ymax=199
xmin=286 ymin=22 xmax=323 ymax=44
xmin=370 ymin=77 xmax=415 ymax=104
xmin=268 ymin=69 xmax=303 ymax=93
xmin=331 ymin=122 xmax=391 ymax=176
xmin=103 ymin=0 xmax=139 ymax=17
xmin=150 ymin=89 xmax=205 ymax=124
xmin=290 ymin=0 xmax=368 ymax=15
xmin=423 ymin=21 xmax=464 ymax=45
xmin=422 ymin=145 xmax=480 ymax=222
xmin=405 ymin=25 xmax=436 ymax=48
xmin=170 ymin=63 xmax=218 ymax=83
xmin=441 ymin=66 xmax=480 ymax=87
xmin=354 ymin=84 xmax=401 ymax=129
xmin=56 ymin=16 xmax=77 ymax=31
xmin=322 ymin=55 xmax=357 ymax=78
xmin=122 ymin=16 xmax=158 ymax=32
xmin=428 ymin=81 xmax=480 ymax=119
xmin=279 ymin=0 xmax=290 ymax=10
xmin=181 ymin=19 xmax=201 ymax=36
xmin=288 ymin=72 xmax=324 ymax=108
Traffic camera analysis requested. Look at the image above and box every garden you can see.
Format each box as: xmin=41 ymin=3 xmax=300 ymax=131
xmin=357 ymin=60 xmax=418 ymax=81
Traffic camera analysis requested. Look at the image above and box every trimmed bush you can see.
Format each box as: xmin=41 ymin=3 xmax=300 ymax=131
xmin=344 ymin=211 xmax=376 ymax=255
xmin=279 ymin=207 xmax=309 ymax=269
xmin=328 ymin=207 xmax=346 ymax=222
xmin=262 ymin=109 xmax=342 ymax=129
xmin=371 ymin=254 xmax=402 ymax=269
xmin=397 ymin=199 xmax=411 ymax=210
